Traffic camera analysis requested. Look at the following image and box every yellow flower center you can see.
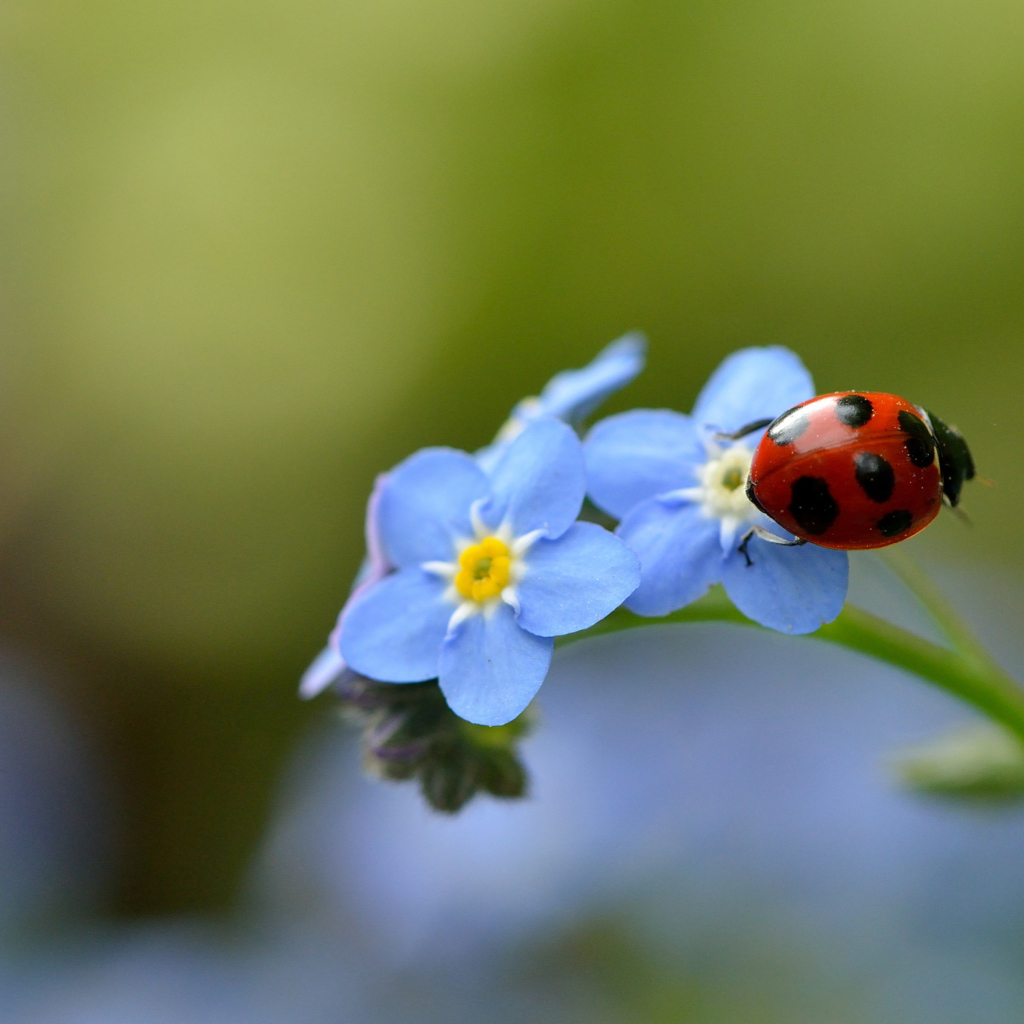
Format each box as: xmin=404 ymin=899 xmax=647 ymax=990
xmin=455 ymin=536 xmax=512 ymax=602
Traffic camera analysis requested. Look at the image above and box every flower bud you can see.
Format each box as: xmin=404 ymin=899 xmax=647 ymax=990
xmin=331 ymin=671 xmax=532 ymax=812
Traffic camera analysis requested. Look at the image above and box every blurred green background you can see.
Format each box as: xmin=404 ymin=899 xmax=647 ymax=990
xmin=0 ymin=0 xmax=1020 ymax=914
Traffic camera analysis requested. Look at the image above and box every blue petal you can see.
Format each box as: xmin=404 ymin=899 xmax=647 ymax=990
xmin=584 ymin=409 xmax=703 ymax=519
xmin=691 ymin=347 xmax=815 ymax=435
xmin=360 ymin=471 xmax=392 ymax=581
xmin=514 ymin=522 xmax=641 ymax=637
xmin=474 ymin=335 xmax=647 ymax=477
xmin=481 ymin=418 xmax=585 ymax=540
xmin=617 ymin=499 xmax=723 ymax=616
xmin=298 ymin=645 xmax=346 ymax=699
xmin=472 ymin=441 xmax=504 ymax=476
xmin=720 ymin=534 xmax=849 ymax=634
xmin=376 ymin=448 xmax=489 ymax=567
xmin=439 ymin=603 xmax=554 ymax=725
xmin=340 ymin=568 xmax=451 ymax=682
xmin=536 ymin=332 xmax=647 ymax=424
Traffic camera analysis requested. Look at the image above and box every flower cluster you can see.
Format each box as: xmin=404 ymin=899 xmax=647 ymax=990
xmin=304 ymin=340 xmax=849 ymax=738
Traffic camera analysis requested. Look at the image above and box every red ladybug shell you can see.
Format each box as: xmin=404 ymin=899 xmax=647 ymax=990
xmin=746 ymin=392 xmax=942 ymax=550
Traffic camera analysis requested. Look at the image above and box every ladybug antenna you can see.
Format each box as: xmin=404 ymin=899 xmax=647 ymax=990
xmin=715 ymin=418 xmax=774 ymax=442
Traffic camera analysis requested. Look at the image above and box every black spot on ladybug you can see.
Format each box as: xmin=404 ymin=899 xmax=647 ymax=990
xmin=853 ymin=452 xmax=895 ymax=503
xmin=767 ymin=408 xmax=809 ymax=446
xmin=877 ymin=509 xmax=913 ymax=537
xmin=788 ymin=476 xmax=839 ymax=535
xmin=835 ymin=394 xmax=873 ymax=428
xmin=897 ymin=410 xmax=935 ymax=468
xmin=745 ymin=476 xmax=768 ymax=515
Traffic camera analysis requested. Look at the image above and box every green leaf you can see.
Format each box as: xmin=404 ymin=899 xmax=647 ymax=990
xmin=892 ymin=723 xmax=1024 ymax=801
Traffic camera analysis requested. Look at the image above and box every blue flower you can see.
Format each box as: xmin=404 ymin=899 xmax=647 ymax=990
xmin=339 ymin=419 xmax=640 ymax=725
xmin=475 ymin=332 xmax=646 ymax=473
xmin=301 ymin=335 xmax=645 ymax=700
xmin=583 ymin=347 xmax=848 ymax=634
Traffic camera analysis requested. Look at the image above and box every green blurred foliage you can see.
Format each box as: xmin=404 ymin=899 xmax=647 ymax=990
xmin=1 ymin=0 xmax=1022 ymax=668
xmin=0 ymin=0 xmax=1022 ymax=910
xmin=511 ymin=913 xmax=865 ymax=1023
xmin=893 ymin=721 xmax=1024 ymax=800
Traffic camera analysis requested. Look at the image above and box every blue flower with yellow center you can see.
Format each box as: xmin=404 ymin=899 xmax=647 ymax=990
xmin=340 ymin=419 xmax=641 ymax=725
xmin=301 ymin=333 xmax=645 ymax=699
xmin=583 ymin=347 xmax=849 ymax=634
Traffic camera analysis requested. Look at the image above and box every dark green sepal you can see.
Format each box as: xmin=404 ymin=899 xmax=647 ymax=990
xmin=333 ymin=671 xmax=532 ymax=813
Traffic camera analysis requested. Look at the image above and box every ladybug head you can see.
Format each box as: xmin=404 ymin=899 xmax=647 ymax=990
xmin=924 ymin=409 xmax=976 ymax=507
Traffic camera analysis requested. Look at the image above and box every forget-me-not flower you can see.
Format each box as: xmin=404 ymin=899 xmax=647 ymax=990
xmin=340 ymin=419 xmax=640 ymax=725
xmin=302 ymin=333 xmax=645 ymax=699
xmin=475 ymin=332 xmax=646 ymax=473
xmin=583 ymin=347 xmax=849 ymax=634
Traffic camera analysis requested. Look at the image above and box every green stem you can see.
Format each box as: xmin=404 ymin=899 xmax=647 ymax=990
xmin=879 ymin=547 xmax=994 ymax=672
xmin=557 ymin=587 xmax=1024 ymax=745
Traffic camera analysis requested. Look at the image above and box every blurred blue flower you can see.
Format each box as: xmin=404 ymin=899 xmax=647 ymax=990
xmin=475 ymin=332 xmax=646 ymax=473
xmin=340 ymin=419 xmax=640 ymax=725
xmin=263 ymin=566 xmax=1024 ymax=1016
xmin=584 ymin=347 xmax=848 ymax=633
xmin=299 ymin=474 xmax=392 ymax=699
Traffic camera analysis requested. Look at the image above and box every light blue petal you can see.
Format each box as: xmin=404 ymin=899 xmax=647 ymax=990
xmin=537 ymin=332 xmax=647 ymax=424
xmin=340 ymin=568 xmax=451 ymax=682
xmin=298 ymin=645 xmax=346 ymax=699
xmin=617 ymin=498 xmax=723 ymax=616
xmin=514 ymin=522 xmax=641 ymax=637
xmin=584 ymin=409 xmax=703 ymax=519
xmin=481 ymin=418 xmax=585 ymax=540
xmin=439 ymin=603 xmax=554 ymax=725
xmin=720 ymin=533 xmax=849 ymax=634
xmin=473 ymin=441 xmax=504 ymax=476
xmin=691 ymin=347 xmax=815 ymax=435
xmin=474 ymin=335 xmax=647 ymax=478
xmin=376 ymin=448 xmax=489 ymax=567
xmin=359 ymin=471 xmax=392 ymax=581
xmin=348 ymin=554 xmax=375 ymax=592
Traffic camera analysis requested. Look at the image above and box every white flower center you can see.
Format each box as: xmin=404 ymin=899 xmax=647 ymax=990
xmin=695 ymin=444 xmax=757 ymax=521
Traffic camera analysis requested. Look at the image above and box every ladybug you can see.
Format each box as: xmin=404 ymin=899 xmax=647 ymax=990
xmin=730 ymin=392 xmax=975 ymax=561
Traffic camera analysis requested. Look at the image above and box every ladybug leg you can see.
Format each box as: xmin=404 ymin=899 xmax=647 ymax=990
xmin=944 ymin=501 xmax=973 ymax=526
xmin=738 ymin=526 xmax=807 ymax=567
xmin=715 ymin=418 xmax=774 ymax=442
